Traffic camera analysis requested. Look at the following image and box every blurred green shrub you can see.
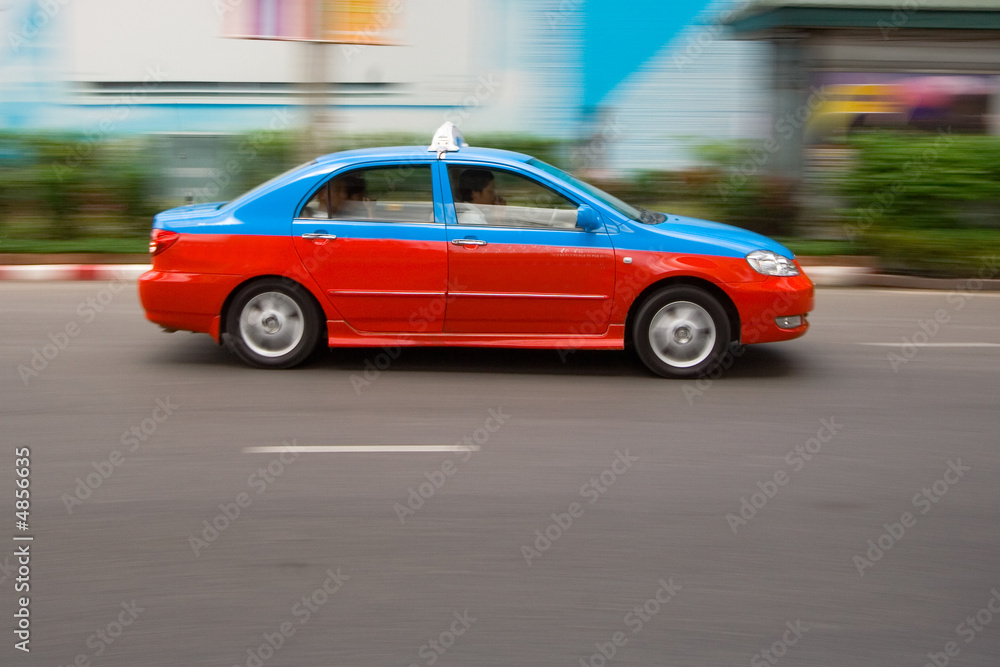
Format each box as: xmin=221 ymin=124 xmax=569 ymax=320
xmin=0 ymin=132 xmax=152 ymax=240
xmin=840 ymin=131 xmax=1000 ymax=276
xmin=588 ymin=142 xmax=797 ymax=238
xmin=687 ymin=140 xmax=798 ymax=238
xmin=861 ymin=228 xmax=1000 ymax=277
xmin=842 ymin=131 xmax=1000 ymax=230
xmin=2 ymin=127 xmax=995 ymax=278
xmin=473 ymin=135 xmax=567 ymax=168
xmin=225 ymin=131 xmax=300 ymax=202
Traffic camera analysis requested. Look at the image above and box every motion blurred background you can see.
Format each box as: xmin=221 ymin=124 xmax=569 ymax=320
xmin=2 ymin=0 xmax=1000 ymax=275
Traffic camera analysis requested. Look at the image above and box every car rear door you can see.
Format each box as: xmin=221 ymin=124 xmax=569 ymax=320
xmin=292 ymin=162 xmax=449 ymax=333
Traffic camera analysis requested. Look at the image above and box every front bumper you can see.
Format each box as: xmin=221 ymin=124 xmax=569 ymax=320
xmin=723 ymin=272 xmax=815 ymax=345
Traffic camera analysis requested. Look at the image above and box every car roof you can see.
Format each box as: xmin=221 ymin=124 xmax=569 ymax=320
xmin=315 ymin=145 xmax=534 ymax=165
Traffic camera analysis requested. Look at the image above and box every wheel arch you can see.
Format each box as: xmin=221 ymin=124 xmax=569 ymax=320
xmin=219 ymin=275 xmax=327 ymax=340
xmin=624 ymin=275 xmax=741 ymax=346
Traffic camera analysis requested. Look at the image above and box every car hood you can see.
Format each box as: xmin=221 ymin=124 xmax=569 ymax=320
xmin=638 ymin=214 xmax=794 ymax=258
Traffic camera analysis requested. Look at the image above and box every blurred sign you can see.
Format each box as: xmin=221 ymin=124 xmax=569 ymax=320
xmin=221 ymin=0 xmax=398 ymax=45
xmin=808 ymin=73 xmax=999 ymax=142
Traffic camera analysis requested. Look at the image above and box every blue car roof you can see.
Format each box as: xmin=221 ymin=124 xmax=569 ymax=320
xmin=315 ymin=145 xmax=533 ymax=165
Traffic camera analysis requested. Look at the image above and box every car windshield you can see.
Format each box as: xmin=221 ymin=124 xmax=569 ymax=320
xmin=229 ymin=161 xmax=317 ymax=206
xmin=526 ymin=158 xmax=665 ymax=224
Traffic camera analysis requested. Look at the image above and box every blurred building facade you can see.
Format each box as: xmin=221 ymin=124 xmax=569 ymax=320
xmin=0 ymin=0 xmax=771 ymax=175
xmin=728 ymin=0 xmax=1000 ymax=177
xmin=1 ymin=0 xmax=998 ymax=177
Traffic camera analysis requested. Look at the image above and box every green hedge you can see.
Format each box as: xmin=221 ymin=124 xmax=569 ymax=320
xmin=0 ymin=131 xmax=569 ymax=249
xmin=3 ymin=128 xmax=997 ymax=277
xmin=0 ymin=132 xmax=160 ymax=241
xmin=839 ymin=131 xmax=1000 ymax=276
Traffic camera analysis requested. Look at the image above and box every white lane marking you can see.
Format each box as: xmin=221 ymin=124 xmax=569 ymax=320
xmin=859 ymin=343 xmax=1000 ymax=348
xmin=863 ymin=290 xmax=1000 ymax=297
xmin=242 ymin=445 xmax=481 ymax=454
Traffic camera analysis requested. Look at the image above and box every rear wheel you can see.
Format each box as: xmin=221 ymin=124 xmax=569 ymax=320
xmin=224 ymin=280 xmax=321 ymax=369
xmin=633 ymin=286 xmax=731 ymax=379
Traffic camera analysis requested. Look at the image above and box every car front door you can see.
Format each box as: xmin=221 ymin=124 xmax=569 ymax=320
xmin=441 ymin=163 xmax=616 ymax=335
xmin=292 ymin=162 xmax=448 ymax=333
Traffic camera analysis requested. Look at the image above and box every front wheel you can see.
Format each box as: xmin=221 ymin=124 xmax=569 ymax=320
xmin=223 ymin=280 xmax=321 ymax=369
xmin=632 ymin=286 xmax=732 ymax=379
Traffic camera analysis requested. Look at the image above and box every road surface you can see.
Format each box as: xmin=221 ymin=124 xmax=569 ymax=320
xmin=1 ymin=282 xmax=998 ymax=666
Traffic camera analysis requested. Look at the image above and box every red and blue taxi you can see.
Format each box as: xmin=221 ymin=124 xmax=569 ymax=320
xmin=139 ymin=124 xmax=813 ymax=378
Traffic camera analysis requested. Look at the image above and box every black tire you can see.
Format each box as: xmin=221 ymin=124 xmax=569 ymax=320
xmin=223 ymin=279 xmax=322 ymax=369
xmin=632 ymin=286 xmax=732 ymax=379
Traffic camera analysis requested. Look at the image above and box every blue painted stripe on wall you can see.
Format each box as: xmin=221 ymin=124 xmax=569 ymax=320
xmin=583 ymin=0 xmax=711 ymax=107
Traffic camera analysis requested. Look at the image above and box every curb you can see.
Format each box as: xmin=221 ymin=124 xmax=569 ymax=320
xmin=0 ymin=253 xmax=150 ymax=265
xmin=802 ymin=266 xmax=874 ymax=288
xmin=0 ymin=264 xmax=149 ymax=282
xmin=859 ymin=273 xmax=1000 ymax=291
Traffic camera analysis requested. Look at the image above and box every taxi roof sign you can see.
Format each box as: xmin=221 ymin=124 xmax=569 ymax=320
xmin=428 ymin=122 xmax=467 ymax=156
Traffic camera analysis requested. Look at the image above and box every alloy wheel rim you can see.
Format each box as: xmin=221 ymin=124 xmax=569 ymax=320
xmin=239 ymin=292 xmax=305 ymax=358
xmin=648 ymin=301 xmax=717 ymax=368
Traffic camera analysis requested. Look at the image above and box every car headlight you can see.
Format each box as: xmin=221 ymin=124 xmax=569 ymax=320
xmin=746 ymin=250 xmax=799 ymax=277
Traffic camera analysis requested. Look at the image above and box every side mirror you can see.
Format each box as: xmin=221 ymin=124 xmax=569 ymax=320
xmin=576 ymin=205 xmax=601 ymax=232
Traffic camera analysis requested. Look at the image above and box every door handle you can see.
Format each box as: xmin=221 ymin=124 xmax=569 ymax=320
xmin=303 ymin=233 xmax=338 ymax=240
xmin=451 ymin=238 xmax=487 ymax=247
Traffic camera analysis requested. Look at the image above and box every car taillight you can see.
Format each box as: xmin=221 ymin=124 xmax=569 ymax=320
xmin=149 ymin=229 xmax=179 ymax=256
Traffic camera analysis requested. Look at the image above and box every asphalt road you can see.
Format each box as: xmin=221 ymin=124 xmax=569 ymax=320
xmin=1 ymin=282 xmax=999 ymax=666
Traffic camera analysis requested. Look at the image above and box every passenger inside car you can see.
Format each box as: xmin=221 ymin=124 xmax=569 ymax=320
xmin=301 ymin=174 xmax=369 ymax=219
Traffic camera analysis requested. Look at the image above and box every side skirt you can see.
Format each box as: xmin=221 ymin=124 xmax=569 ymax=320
xmin=326 ymin=321 xmax=626 ymax=350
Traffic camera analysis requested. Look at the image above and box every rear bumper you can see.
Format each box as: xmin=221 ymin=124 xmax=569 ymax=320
xmin=724 ymin=272 xmax=815 ymax=344
xmin=138 ymin=270 xmax=242 ymax=341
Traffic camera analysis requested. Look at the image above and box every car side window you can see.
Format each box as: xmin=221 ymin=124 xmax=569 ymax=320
xmin=447 ymin=166 xmax=580 ymax=230
xmin=298 ymin=165 xmax=435 ymax=223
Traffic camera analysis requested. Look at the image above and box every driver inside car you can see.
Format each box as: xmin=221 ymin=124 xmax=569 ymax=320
xmin=456 ymin=169 xmax=505 ymax=225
